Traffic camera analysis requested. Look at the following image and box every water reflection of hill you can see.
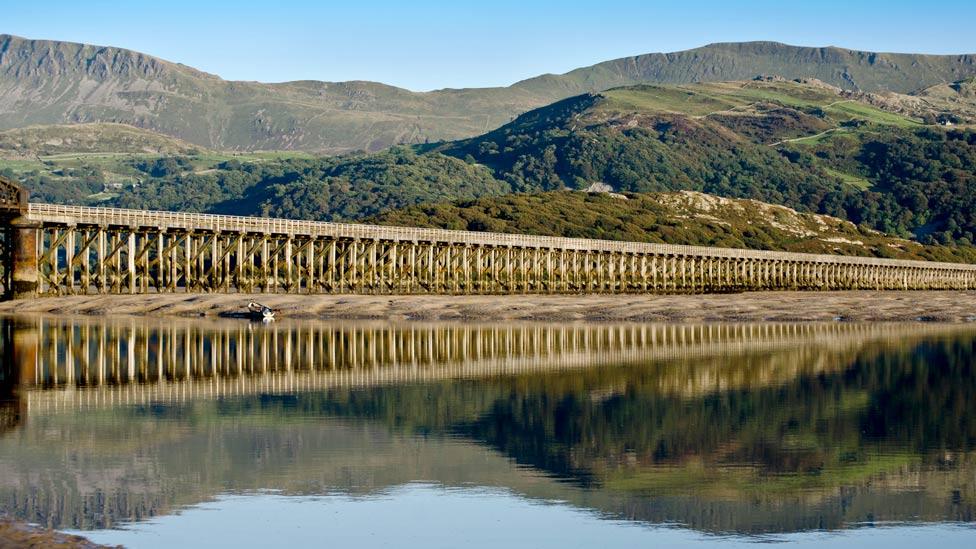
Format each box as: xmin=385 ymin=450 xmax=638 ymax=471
xmin=0 ymin=317 xmax=974 ymax=534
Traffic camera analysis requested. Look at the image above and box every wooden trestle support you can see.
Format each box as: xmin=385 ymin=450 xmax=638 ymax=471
xmin=2 ymin=177 xmax=976 ymax=298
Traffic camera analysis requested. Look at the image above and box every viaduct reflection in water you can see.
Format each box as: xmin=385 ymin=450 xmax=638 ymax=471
xmin=1 ymin=316 xmax=975 ymax=535
xmin=4 ymin=317 xmax=968 ymax=412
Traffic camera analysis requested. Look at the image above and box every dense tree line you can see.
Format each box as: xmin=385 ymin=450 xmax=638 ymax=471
xmin=109 ymin=148 xmax=510 ymax=221
xmin=5 ymin=165 xmax=105 ymax=204
xmin=808 ymin=128 xmax=976 ymax=244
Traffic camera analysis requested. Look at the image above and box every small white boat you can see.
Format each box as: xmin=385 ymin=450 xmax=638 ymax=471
xmin=247 ymin=302 xmax=276 ymax=322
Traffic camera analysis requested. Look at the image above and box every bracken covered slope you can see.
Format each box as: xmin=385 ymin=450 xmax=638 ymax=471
xmin=368 ymin=190 xmax=976 ymax=263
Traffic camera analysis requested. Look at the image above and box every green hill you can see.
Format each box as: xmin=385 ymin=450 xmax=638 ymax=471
xmin=368 ymin=190 xmax=976 ymax=264
xmin=432 ymin=79 xmax=976 ymax=245
xmin=4 ymin=78 xmax=976 ymax=249
xmin=2 ymin=34 xmax=975 ymax=153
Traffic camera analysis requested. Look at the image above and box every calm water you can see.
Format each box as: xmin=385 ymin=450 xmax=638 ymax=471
xmin=1 ymin=316 xmax=975 ymax=548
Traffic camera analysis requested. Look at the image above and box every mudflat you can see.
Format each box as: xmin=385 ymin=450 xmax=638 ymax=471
xmin=1 ymin=290 xmax=975 ymax=322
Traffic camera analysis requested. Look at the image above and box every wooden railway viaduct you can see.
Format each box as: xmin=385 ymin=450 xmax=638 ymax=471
xmin=2 ymin=176 xmax=976 ymax=299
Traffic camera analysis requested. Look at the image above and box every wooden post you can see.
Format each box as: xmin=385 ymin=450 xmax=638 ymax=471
xmin=349 ymin=239 xmax=360 ymax=293
xmin=237 ymin=234 xmax=245 ymax=292
xmin=408 ymin=242 xmax=416 ymax=293
xmin=386 ymin=240 xmax=392 ymax=292
xmin=127 ymin=231 xmax=136 ymax=294
xmin=259 ymin=237 xmax=269 ymax=293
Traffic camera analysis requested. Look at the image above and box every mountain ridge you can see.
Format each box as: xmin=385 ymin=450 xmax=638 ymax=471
xmin=2 ymin=34 xmax=976 ymax=152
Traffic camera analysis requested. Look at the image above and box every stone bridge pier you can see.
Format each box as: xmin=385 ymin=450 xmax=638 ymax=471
xmin=0 ymin=176 xmax=38 ymax=300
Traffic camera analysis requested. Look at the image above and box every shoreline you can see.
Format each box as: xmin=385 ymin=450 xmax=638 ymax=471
xmin=2 ymin=290 xmax=976 ymax=323
xmin=0 ymin=516 xmax=111 ymax=548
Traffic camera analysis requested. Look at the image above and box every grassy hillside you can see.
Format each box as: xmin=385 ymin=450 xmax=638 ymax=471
xmin=368 ymin=190 xmax=976 ymax=264
xmin=0 ymin=123 xmax=206 ymax=158
xmin=3 ymin=78 xmax=976 ymax=250
xmin=2 ymin=34 xmax=975 ymax=153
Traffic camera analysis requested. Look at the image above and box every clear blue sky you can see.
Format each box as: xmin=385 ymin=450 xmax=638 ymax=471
xmin=4 ymin=0 xmax=975 ymax=91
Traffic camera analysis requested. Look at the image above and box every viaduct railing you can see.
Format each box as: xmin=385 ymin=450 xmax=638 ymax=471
xmin=2 ymin=176 xmax=976 ymax=298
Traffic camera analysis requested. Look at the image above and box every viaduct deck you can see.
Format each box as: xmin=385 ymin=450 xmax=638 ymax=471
xmin=2 ymin=176 xmax=975 ymax=298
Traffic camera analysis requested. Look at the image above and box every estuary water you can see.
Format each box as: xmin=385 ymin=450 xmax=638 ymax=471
xmin=1 ymin=316 xmax=975 ymax=547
